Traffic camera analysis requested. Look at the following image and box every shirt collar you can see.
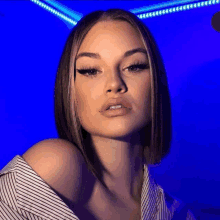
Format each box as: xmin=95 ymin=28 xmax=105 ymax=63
xmin=0 ymin=155 xmax=79 ymax=220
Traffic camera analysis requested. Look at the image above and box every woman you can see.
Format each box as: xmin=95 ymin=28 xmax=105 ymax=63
xmin=0 ymin=9 xmax=196 ymax=220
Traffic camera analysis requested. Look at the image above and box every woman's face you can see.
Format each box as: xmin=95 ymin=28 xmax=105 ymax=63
xmin=74 ymin=20 xmax=151 ymax=140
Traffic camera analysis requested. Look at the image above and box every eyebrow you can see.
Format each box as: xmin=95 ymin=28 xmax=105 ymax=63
xmin=75 ymin=47 xmax=148 ymax=61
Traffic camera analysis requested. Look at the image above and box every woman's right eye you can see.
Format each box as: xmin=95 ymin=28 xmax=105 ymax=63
xmin=76 ymin=64 xmax=101 ymax=78
xmin=76 ymin=68 xmax=99 ymax=77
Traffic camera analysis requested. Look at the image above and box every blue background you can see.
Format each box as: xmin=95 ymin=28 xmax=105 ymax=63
xmin=0 ymin=1 xmax=220 ymax=219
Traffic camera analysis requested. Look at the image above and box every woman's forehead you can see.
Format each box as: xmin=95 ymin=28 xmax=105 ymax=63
xmin=77 ymin=21 xmax=145 ymax=57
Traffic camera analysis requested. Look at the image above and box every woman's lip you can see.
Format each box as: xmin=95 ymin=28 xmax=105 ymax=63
xmin=106 ymin=104 xmax=126 ymax=110
xmin=100 ymin=97 xmax=132 ymax=113
xmin=100 ymin=107 xmax=132 ymax=118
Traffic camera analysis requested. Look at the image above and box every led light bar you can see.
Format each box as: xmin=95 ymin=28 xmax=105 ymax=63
xmin=130 ymin=0 xmax=202 ymax=14
xmin=30 ymin=0 xmax=77 ymax=25
xmin=43 ymin=0 xmax=83 ymax=21
xmin=134 ymin=0 xmax=220 ymax=19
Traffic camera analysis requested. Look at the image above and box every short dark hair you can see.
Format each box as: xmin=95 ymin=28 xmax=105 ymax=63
xmin=54 ymin=8 xmax=172 ymax=192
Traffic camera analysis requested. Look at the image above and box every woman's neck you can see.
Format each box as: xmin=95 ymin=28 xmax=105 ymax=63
xmin=89 ymin=134 xmax=145 ymax=203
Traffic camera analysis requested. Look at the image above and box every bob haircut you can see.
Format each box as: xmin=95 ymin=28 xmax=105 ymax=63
xmin=54 ymin=8 xmax=172 ymax=191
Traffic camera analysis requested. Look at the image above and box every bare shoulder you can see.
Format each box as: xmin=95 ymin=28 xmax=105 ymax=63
xmin=22 ymin=138 xmax=85 ymax=204
xmin=22 ymin=138 xmax=85 ymax=166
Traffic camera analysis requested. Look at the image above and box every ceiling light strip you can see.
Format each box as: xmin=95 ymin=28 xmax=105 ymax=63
xmin=130 ymin=0 xmax=202 ymax=14
xmin=43 ymin=0 xmax=83 ymax=21
xmin=135 ymin=0 xmax=220 ymax=20
xmin=30 ymin=0 xmax=77 ymax=25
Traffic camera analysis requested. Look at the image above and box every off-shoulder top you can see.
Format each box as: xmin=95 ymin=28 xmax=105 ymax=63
xmin=0 ymin=155 xmax=196 ymax=220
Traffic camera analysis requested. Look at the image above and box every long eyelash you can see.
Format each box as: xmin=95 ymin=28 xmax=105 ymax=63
xmin=127 ymin=61 xmax=149 ymax=72
xmin=76 ymin=65 xmax=100 ymax=77
xmin=76 ymin=61 xmax=149 ymax=77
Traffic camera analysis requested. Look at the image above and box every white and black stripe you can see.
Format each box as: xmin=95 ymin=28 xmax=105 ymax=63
xmin=0 ymin=155 xmax=196 ymax=219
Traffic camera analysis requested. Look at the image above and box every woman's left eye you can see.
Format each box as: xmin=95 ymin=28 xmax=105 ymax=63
xmin=127 ymin=63 xmax=149 ymax=72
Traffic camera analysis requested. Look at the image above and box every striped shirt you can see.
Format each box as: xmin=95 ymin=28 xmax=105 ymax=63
xmin=0 ymin=155 xmax=196 ymax=220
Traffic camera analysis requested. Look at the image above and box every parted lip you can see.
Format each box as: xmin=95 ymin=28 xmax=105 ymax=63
xmin=100 ymin=97 xmax=132 ymax=112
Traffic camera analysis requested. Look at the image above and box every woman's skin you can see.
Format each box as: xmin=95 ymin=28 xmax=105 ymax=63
xmin=73 ymin=20 xmax=152 ymax=207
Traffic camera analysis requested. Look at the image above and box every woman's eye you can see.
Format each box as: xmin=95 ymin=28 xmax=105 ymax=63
xmin=77 ymin=68 xmax=99 ymax=76
xmin=127 ymin=63 xmax=149 ymax=72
